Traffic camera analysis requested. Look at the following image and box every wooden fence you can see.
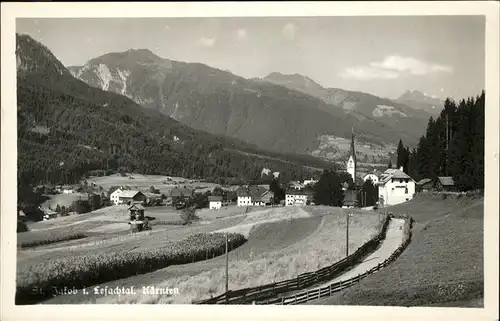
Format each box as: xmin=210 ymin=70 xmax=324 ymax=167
xmin=263 ymin=216 xmax=413 ymax=305
xmin=193 ymin=213 xmax=393 ymax=305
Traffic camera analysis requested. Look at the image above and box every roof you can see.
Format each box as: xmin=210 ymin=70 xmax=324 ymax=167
xmin=286 ymin=188 xmax=314 ymax=196
xmin=208 ymin=195 xmax=223 ymax=202
xmin=437 ymin=176 xmax=455 ymax=186
xmin=236 ymin=186 xmax=271 ymax=199
xmin=128 ymin=203 xmax=145 ymax=211
xmin=378 ymin=169 xmax=413 ymax=185
xmin=143 ymin=192 xmax=161 ymax=198
xmin=119 ymin=190 xmax=142 ymax=198
xmin=417 ymin=178 xmax=432 ymax=185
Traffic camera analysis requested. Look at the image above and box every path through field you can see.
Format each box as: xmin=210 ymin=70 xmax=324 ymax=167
xmin=282 ymin=218 xmax=405 ymax=303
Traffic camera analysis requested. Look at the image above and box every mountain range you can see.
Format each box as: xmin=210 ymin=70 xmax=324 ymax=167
xmin=395 ymin=90 xmax=445 ymax=117
xmin=16 ymin=34 xmax=337 ymax=191
xmin=68 ymin=50 xmax=441 ymax=162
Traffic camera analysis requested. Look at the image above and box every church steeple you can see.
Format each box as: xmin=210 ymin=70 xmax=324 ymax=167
xmin=346 ymin=127 xmax=357 ymax=185
xmin=349 ymin=127 xmax=356 ymax=164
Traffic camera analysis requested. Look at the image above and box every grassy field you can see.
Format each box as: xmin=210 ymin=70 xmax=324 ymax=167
xmin=88 ymin=173 xmax=224 ymax=194
xmin=42 ymin=206 xmax=383 ymax=304
xmin=40 ymin=192 xmax=88 ymax=209
xmin=307 ymin=192 xmax=484 ymax=307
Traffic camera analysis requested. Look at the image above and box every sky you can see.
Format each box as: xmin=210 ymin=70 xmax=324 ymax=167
xmin=16 ymin=16 xmax=485 ymax=100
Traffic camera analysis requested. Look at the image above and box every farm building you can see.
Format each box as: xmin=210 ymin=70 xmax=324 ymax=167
xmin=342 ymin=190 xmax=358 ymax=208
xmin=128 ymin=202 xmax=145 ymax=220
xmin=236 ymin=186 xmax=274 ymax=207
xmin=378 ymin=167 xmax=416 ymax=206
xmin=143 ymin=192 xmax=162 ymax=205
xmin=285 ymin=188 xmax=314 ymax=206
xmin=434 ymin=176 xmax=457 ymax=192
xmin=416 ymin=178 xmax=433 ymax=192
xmin=110 ymin=188 xmax=146 ymax=205
xmin=208 ymin=195 xmax=223 ymax=209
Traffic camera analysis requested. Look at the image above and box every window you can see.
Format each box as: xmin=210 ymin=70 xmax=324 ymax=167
xmin=405 ymin=188 xmax=408 ymax=194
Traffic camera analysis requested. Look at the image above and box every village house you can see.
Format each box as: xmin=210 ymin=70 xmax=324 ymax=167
xmin=363 ymin=173 xmax=379 ymax=185
xmin=288 ymin=181 xmax=305 ymax=190
xmin=236 ymin=186 xmax=274 ymax=207
xmin=378 ymin=167 xmax=416 ymax=206
xmin=416 ymin=178 xmax=433 ymax=192
xmin=143 ymin=192 xmax=162 ymax=205
xmin=302 ymin=178 xmax=318 ymax=187
xmin=208 ymin=195 xmax=223 ymax=210
xmin=61 ymin=185 xmax=74 ymax=194
xmin=110 ymin=188 xmax=146 ymax=205
xmin=434 ymin=176 xmax=457 ymax=192
xmin=285 ymin=188 xmax=314 ymax=206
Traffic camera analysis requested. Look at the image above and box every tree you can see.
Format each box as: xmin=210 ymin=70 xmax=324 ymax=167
xmin=72 ymin=200 xmax=91 ymax=214
xmin=179 ymin=203 xmax=199 ymax=225
xmin=313 ymin=169 xmax=344 ymax=207
xmin=88 ymin=193 xmax=101 ymax=211
xmin=55 ymin=204 xmax=61 ymax=213
xmin=269 ymin=178 xmax=285 ymax=204
xmin=358 ymin=179 xmax=378 ymax=207
xmin=387 ymin=159 xmax=392 ymax=169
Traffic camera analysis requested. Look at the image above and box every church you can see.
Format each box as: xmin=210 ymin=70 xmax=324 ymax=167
xmin=346 ymin=128 xmax=357 ymax=186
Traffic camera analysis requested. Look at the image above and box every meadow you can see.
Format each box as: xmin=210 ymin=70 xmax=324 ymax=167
xmin=42 ymin=206 xmax=383 ymax=304
xmin=307 ymin=192 xmax=484 ymax=307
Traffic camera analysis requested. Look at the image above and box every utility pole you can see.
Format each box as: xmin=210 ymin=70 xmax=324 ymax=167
xmin=346 ymin=213 xmax=353 ymax=257
xmin=225 ymin=232 xmax=229 ymax=302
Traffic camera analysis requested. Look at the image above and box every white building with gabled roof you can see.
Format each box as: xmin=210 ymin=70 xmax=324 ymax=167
xmin=378 ymin=167 xmax=415 ymax=206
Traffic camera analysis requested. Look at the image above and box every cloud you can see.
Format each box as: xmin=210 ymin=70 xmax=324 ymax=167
xmin=235 ymin=28 xmax=247 ymax=40
xmin=199 ymin=36 xmax=216 ymax=48
xmin=282 ymin=23 xmax=297 ymax=40
xmin=340 ymin=55 xmax=453 ymax=80
xmin=370 ymin=55 xmax=453 ymax=75
xmin=341 ymin=66 xmax=400 ymax=80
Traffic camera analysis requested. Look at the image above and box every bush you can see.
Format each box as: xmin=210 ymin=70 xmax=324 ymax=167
xmin=179 ymin=206 xmax=199 ymax=225
xmin=16 ymin=232 xmax=246 ymax=304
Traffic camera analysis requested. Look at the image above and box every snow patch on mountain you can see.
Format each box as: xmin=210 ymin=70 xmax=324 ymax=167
xmin=117 ymin=68 xmax=131 ymax=95
xmin=372 ymin=105 xmax=408 ymax=118
xmin=95 ymin=64 xmax=113 ymax=90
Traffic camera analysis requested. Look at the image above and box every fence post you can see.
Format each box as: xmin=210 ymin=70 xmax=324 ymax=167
xmin=281 ymin=296 xmax=285 ymax=305
xmin=306 ymin=290 xmax=309 ymax=302
xmin=329 ymin=284 xmax=332 ymax=296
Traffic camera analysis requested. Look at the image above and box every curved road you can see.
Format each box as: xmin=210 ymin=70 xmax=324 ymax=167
xmin=282 ymin=218 xmax=406 ymax=304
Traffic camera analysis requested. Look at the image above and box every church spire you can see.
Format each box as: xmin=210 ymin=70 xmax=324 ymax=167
xmin=350 ymin=127 xmax=356 ymax=164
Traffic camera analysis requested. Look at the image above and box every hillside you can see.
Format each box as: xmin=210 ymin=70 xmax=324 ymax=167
xmin=261 ymin=73 xmax=433 ymax=147
xmin=16 ymin=34 xmax=335 ymax=193
xmin=69 ymin=52 xmax=426 ymax=161
xmin=307 ymin=193 xmax=484 ymax=307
